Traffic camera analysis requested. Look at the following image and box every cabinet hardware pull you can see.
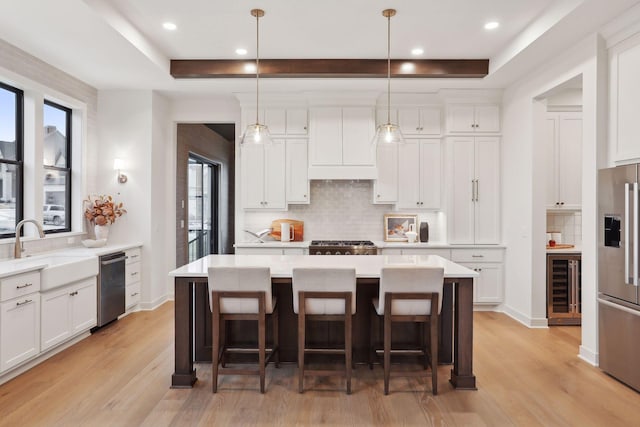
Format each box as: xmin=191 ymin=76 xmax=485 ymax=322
xmin=475 ymin=179 xmax=479 ymax=201
xmin=69 ymin=291 xmax=78 ymax=296
xmin=16 ymin=283 xmax=32 ymax=289
xmin=16 ymin=299 xmax=32 ymax=306
xmin=131 ymin=272 xmax=138 ymax=276
xmin=131 ymin=292 xmax=139 ymax=297
xmin=472 ymin=255 xmax=484 ymax=258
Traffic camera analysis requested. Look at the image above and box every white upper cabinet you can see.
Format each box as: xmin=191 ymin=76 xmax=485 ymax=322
xmin=610 ymin=32 xmax=640 ymax=164
xmin=448 ymin=136 xmax=501 ymax=244
xmin=397 ymin=139 xmax=442 ymax=210
xmin=286 ymin=139 xmax=310 ymax=204
xmin=398 ymin=107 xmax=442 ymax=136
xmin=544 ymin=112 xmax=582 ymax=210
xmin=241 ymin=140 xmax=286 ymax=210
xmin=308 ymin=106 xmax=376 ymax=179
xmin=374 ymin=143 xmax=398 ymax=204
xmin=243 ymin=107 xmax=308 ymax=136
xmin=286 ymin=108 xmax=309 ymax=135
xmin=446 ymin=104 xmax=500 ymax=134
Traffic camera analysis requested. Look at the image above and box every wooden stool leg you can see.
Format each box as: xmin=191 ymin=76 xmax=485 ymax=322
xmin=273 ymin=306 xmax=280 ymax=368
xmin=212 ymin=294 xmax=221 ymax=393
xmin=258 ymin=295 xmax=266 ymax=394
xmin=431 ymin=314 xmax=439 ymax=395
xmin=383 ymin=311 xmax=391 ymax=395
xmin=298 ymin=294 xmax=305 ymax=394
xmin=345 ymin=296 xmax=352 ymax=395
xmin=219 ymin=317 xmax=226 ymax=368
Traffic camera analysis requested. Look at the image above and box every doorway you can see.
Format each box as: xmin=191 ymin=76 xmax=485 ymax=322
xmin=188 ymin=154 xmax=219 ymax=262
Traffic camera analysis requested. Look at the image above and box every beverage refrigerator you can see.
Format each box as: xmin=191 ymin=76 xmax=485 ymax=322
xmin=598 ymin=163 xmax=640 ymax=391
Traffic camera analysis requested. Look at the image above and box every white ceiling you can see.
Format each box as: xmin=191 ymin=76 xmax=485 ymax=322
xmin=0 ymin=0 xmax=638 ymax=98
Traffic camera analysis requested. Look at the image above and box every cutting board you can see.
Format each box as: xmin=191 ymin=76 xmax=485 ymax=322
xmin=270 ymin=219 xmax=304 ymax=241
xmin=546 ymin=244 xmax=575 ymax=249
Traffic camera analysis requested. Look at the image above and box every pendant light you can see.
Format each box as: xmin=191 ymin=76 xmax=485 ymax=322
xmin=241 ymin=9 xmax=272 ymax=145
xmin=372 ymin=9 xmax=404 ymax=145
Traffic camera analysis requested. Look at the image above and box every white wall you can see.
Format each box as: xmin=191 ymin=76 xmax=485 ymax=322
xmin=502 ymin=35 xmax=606 ymax=364
xmin=97 ymin=90 xmax=172 ymax=309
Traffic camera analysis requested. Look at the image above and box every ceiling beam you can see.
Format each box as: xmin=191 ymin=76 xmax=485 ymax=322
xmin=170 ymin=59 xmax=489 ymax=79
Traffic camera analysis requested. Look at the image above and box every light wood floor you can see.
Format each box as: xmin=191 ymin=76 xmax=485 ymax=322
xmin=1 ymin=302 xmax=639 ymax=426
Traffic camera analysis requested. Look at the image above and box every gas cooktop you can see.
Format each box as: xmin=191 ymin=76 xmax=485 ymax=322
xmin=310 ymin=240 xmax=376 ymax=246
xmin=309 ymin=240 xmax=377 ymax=255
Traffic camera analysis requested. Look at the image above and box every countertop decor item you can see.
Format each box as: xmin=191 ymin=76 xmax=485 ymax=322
xmin=84 ymin=194 xmax=127 ymax=241
xmin=84 ymin=194 xmax=127 ymax=226
xmin=384 ymin=213 xmax=418 ymax=242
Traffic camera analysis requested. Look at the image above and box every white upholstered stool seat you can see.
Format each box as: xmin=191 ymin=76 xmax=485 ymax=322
xmin=372 ymin=267 xmax=444 ymax=395
xmin=292 ymin=267 xmax=356 ymax=394
xmin=208 ymin=266 xmax=279 ymax=393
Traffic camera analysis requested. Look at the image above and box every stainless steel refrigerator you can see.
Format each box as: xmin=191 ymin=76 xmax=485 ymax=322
xmin=598 ymin=163 xmax=640 ymax=391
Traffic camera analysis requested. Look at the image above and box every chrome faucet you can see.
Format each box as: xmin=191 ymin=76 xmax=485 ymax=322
xmin=14 ymin=219 xmax=45 ymax=259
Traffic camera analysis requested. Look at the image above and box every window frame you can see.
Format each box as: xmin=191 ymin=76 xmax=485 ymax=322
xmin=43 ymin=99 xmax=72 ymax=234
xmin=0 ymin=81 xmax=24 ymax=239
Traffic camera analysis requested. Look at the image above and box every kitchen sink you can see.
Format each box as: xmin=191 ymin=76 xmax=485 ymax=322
xmin=19 ymin=254 xmax=99 ymax=291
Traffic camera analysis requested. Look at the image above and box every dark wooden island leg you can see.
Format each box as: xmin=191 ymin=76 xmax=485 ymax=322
xmin=171 ymin=277 xmax=198 ymax=388
xmin=450 ymin=278 xmax=477 ymax=389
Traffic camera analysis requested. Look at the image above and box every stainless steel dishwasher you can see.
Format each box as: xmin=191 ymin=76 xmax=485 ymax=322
xmin=96 ymin=252 xmax=126 ymax=327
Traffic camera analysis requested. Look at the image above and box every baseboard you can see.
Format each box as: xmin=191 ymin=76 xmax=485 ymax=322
xmin=0 ymin=331 xmax=91 ymax=386
xmin=501 ymin=304 xmax=549 ymax=328
xmin=579 ymin=345 xmax=599 ymax=366
xmin=139 ymin=295 xmax=170 ymax=311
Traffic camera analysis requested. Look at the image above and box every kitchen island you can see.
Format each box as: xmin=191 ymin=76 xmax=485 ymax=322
xmin=169 ymin=254 xmax=479 ymax=390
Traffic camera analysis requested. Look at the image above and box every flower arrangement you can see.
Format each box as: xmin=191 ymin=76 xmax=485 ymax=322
xmin=84 ymin=194 xmax=126 ymax=226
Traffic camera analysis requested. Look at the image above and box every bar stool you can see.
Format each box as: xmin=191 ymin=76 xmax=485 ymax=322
xmin=292 ymin=268 xmax=356 ymax=394
xmin=208 ymin=266 xmax=279 ymax=393
xmin=372 ymin=267 xmax=444 ymax=395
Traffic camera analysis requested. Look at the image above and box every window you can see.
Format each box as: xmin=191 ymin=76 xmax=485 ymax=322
xmin=43 ymin=100 xmax=71 ymax=233
xmin=0 ymin=82 xmax=23 ymax=237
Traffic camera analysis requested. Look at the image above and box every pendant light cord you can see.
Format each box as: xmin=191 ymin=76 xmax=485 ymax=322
xmin=255 ymin=12 xmax=260 ymax=125
xmin=387 ymin=12 xmax=391 ymax=125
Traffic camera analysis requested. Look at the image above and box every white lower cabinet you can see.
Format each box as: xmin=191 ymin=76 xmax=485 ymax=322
xmin=126 ymin=247 xmax=142 ymax=310
xmin=1 ymin=294 xmax=40 ymax=372
xmin=451 ymin=249 xmax=504 ymax=304
xmin=41 ymin=278 xmax=97 ymax=351
xmin=380 ymin=248 xmax=451 ymax=259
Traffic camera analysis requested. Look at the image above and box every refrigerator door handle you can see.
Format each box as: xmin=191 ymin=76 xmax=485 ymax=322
xmin=635 ymin=182 xmax=639 ymax=287
xmin=625 ymin=183 xmax=634 ymax=286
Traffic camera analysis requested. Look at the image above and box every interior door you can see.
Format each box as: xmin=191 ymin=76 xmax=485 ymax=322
xmin=188 ymin=154 xmax=219 ymax=262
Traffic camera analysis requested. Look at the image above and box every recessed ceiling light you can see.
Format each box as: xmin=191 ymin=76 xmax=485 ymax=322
xmin=411 ymin=48 xmax=424 ymax=56
xmin=484 ymin=21 xmax=500 ymax=30
xmin=244 ymin=63 xmax=256 ymax=73
xmin=236 ymin=48 xmax=248 ymax=56
xmin=163 ymin=22 xmax=177 ymax=31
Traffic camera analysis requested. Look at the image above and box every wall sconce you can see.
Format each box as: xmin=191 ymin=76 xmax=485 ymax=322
xmin=113 ymin=158 xmax=127 ymax=184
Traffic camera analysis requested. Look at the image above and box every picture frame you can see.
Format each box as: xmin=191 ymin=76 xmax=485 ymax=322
xmin=383 ymin=214 xmax=418 ymax=242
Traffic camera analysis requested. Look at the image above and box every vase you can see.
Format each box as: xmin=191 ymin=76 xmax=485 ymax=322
xmin=94 ymin=224 xmax=110 ymax=241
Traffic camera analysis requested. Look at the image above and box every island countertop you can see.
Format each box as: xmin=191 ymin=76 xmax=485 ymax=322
xmin=169 ymin=254 xmax=479 ymax=279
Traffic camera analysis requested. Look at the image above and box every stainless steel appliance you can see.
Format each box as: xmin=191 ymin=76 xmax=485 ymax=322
xmin=598 ymin=163 xmax=640 ymax=391
xmin=309 ymin=240 xmax=377 ymax=255
xmin=97 ymin=252 xmax=126 ymax=327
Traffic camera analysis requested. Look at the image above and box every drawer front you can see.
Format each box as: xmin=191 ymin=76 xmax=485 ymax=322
xmin=235 ymin=248 xmax=284 ymax=255
xmin=451 ymin=248 xmax=504 ymax=263
xmin=0 ymin=271 xmax=41 ymax=302
xmin=126 ymin=262 xmax=141 ymax=286
xmin=126 ymin=282 xmax=141 ymax=309
xmin=126 ymin=248 xmax=141 ymax=265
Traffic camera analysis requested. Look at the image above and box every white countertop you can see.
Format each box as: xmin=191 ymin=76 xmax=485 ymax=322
xmin=0 ymin=242 xmax=143 ymax=279
xmin=546 ymin=245 xmax=582 ymax=254
xmin=170 ymin=254 xmax=479 ymax=279
xmin=234 ymin=241 xmax=311 ymax=248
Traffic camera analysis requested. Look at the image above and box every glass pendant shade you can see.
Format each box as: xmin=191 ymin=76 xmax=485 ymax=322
xmin=241 ymin=123 xmax=273 ymax=145
xmin=373 ymin=122 xmax=404 ymax=145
